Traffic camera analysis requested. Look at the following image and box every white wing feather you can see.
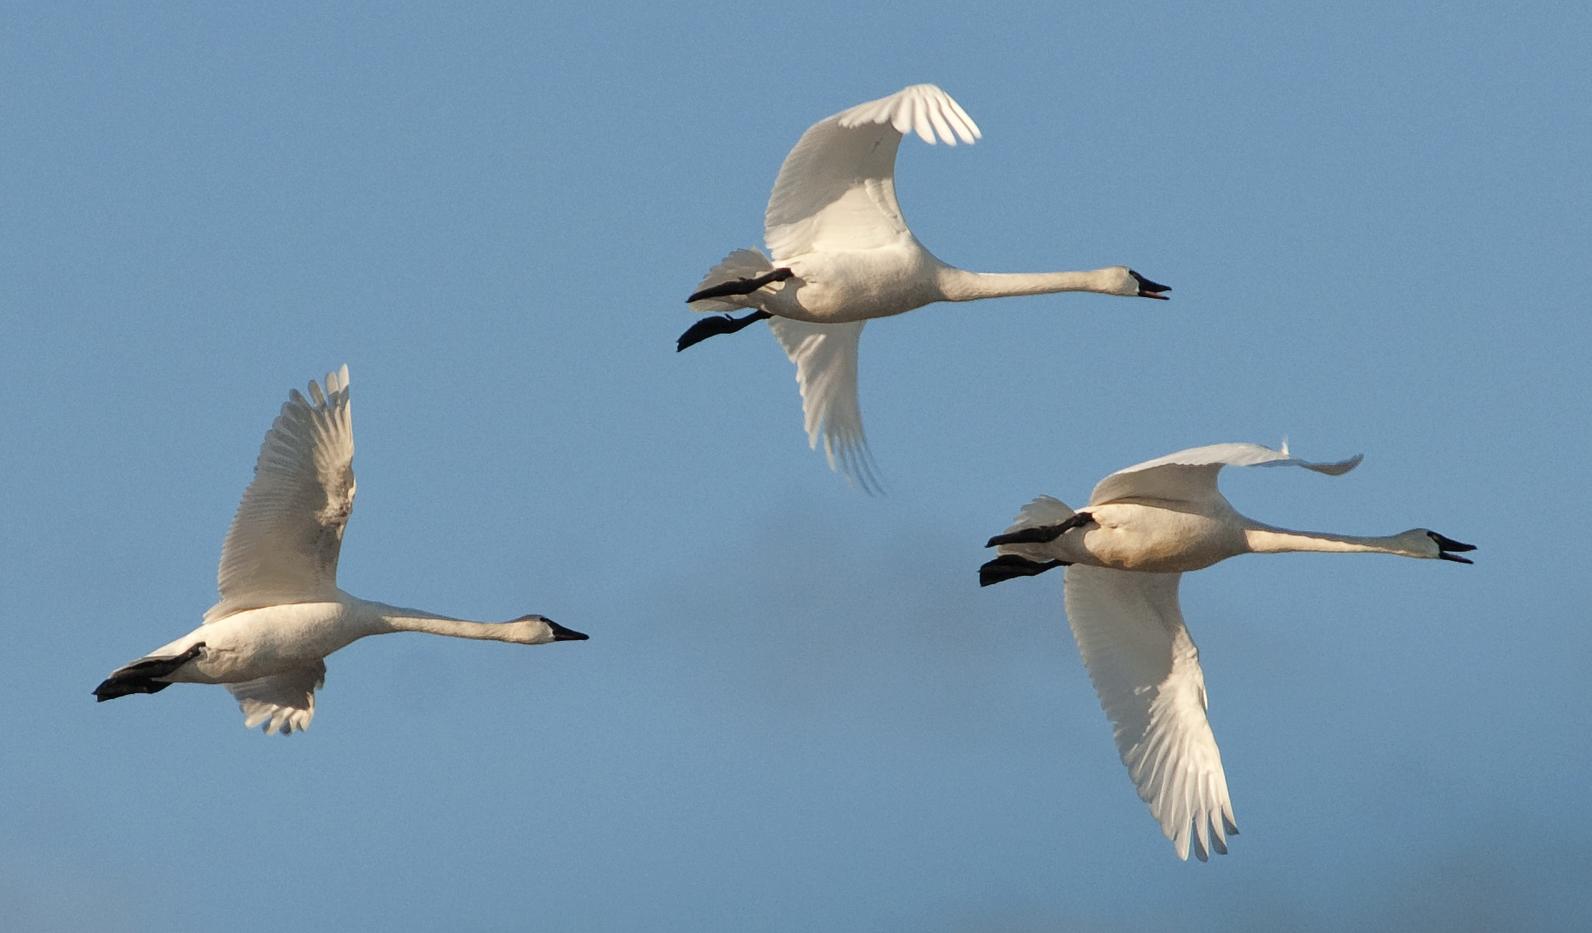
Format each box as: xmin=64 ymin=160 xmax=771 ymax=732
xmin=766 ymin=318 xmax=881 ymax=494
xmin=227 ymin=662 xmax=326 ymax=735
xmin=1088 ymin=441 xmax=1363 ymax=507
xmin=1063 ymin=566 xmax=1238 ymax=861
xmin=207 ymin=366 xmax=355 ymax=623
xmin=764 ymin=84 xmax=980 ymax=261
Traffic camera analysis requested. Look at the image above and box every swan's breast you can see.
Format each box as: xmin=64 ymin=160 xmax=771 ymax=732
xmin=189 ymin=602 xmax=364 ymax=682
xmin=772 ymin=244 xmax=942 ymax=323
xmin=1077 ymin=503 xmax=1244 ymax=573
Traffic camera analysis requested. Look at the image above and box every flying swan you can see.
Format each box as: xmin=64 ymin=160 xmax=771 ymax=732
xmin=979 ymin=442 xmax=1474 ymax=860
xmin=679 ymin=83 xmax=1170 ymax=492
xmin=93 ymin=366 xmax=587 ymax=734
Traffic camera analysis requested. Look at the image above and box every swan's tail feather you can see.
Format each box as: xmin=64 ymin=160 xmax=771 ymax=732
xmin=989 ymin=496 xmax=1077 ymax=562
xmin=688 ymin=248 xmax=775 ymax=312
xmin=999 ymin=496 xmax=1076 ymax=537
xmin=92 ymin=643 xmax=205 ymax=702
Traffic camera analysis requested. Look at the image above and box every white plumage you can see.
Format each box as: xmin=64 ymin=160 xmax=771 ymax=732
xmin=209 ymin=366 xmax=355 ymax=622
xmin=983 ymin=442 xmax=1473 ymax=859
xmin=93 ymin=366 xmax=588 ymax=734
xmin=682 ymin=84 xmax=1169 ymax=491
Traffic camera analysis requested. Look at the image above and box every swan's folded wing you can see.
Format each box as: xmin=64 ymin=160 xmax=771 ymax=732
xmin=767 ymin=318 xmax=881 ymax=494
xmin=1088 ymin=441 xmax=1363 ymax=508
xmin=208 ymin=366 xmax=355 ymax=623
xmin=227 ymin=662 xmax=326 ymax=736
xmin=1063 ymin=566 xmax=1237 ymax=861
xmin=764 ymin=84 xmax=979 ymax=261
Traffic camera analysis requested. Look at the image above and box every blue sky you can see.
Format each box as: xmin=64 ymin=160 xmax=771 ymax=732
xmin=3 ymin=2 xmax=1588 ymax=930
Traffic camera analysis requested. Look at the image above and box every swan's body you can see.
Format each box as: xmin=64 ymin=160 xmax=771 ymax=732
xmin=980 ymin=442 xmax=1474 ymax=860
xmin=680 ymin=84 xmax=1169 ymax=492
xmin=93 ymin=366 xmax=587 ymax=734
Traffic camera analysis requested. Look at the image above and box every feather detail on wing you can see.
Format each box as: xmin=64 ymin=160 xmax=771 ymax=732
xmin=764 ymin=84 xmax=980 ymax=261
xmin=1063 ymin=566 xmax=1238 ymax=861
xmin=207 ymin=366 xmax=355 ymax=623
xmin=1088 ymin=442 xmax=1363 ymax=508
xmin=766 ymin=318 xmax=881 ymax=494
xmin=227 ymin=662 xmax=326 ymax=735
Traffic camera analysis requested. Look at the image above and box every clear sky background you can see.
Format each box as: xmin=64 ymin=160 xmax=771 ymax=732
xmin=3 ymin=3 xmax=1588 ymax=931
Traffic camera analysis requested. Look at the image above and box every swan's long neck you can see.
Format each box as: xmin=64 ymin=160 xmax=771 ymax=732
xmin=934 ymin=266 xmax=1121 ymax=302
xmin=361 ymin=601 xmax=520 ymax=641
xmin=1241 ymin=523 xmax=1424 ymax=557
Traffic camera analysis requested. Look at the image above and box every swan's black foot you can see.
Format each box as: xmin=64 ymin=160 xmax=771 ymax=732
xmin=985 ymin=511 xmax=1094 ymax=548
xmin=93 ymin=642 xmax=205 ymax=702
xmin=686 ymin=267 xmax=794 ymax=304
xmin=980 ymin=555 xmax=1069 ymax=587
xmin=676 ymin=310 xmax=774 ymax=352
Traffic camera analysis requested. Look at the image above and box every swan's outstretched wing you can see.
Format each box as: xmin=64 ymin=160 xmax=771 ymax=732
xmin=206 ymin=366 xmax=355 ymax=623
xmin=226 ymin=661 xmax=326 ymax=735
xmin=1063 ymin=565 xmax=1237 ymax=861
xmin=1088 ymin=441 xmax=1362 ymax=508
xmin=764 ymin=84 xmax=980 ymax=261
xmin=767 ymin=318 xmax=881 ymax=494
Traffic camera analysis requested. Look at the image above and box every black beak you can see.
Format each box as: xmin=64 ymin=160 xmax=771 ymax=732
xmin=1427 ymin=531 xmax=1476 ymax=564
xmin=1129 ymin=270 xmax=1170 ymax=300
xmin=546 ymin=619 xmax=590 ymax=641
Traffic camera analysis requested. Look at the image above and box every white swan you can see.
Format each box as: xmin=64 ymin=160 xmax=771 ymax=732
xmin=679 ymin=83 xmax=1170 ymax=492
xmin=979 ymin=442 xmax=1474 ymax=860
xmin=93 ymin=366 xmax=587 ymax=734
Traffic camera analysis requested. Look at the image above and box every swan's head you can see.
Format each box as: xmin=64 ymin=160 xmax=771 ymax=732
xmin=1403 ymin=530 xmax=1476 ymax=563
xmin=1121 ymin=268 xmax=1171 ymax=300
xmin=509 ymin=614 xmax=590 ymax=645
